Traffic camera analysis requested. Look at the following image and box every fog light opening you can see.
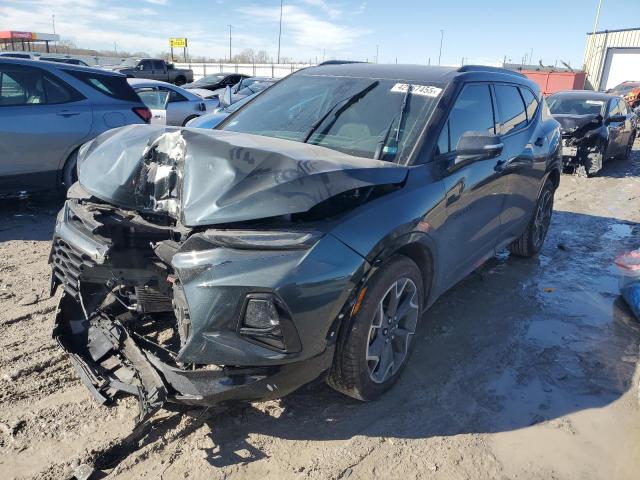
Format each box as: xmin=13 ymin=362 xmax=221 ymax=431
xmin=244 ymin=298 xmax=281 ymax=330
xmin=239 ymin=293 xmax=301 ymax=352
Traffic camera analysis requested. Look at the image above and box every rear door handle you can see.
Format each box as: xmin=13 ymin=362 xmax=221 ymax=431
xmin=534 ymin=137 xmax=545 ymax=147
xmin=56 ymin=110 xmax=81 ymax=117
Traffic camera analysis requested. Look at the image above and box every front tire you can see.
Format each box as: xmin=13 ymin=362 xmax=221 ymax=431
xmin=61 ymin=149 xmax=79 ymax=191
xmin=508 ymin=178 xmax=554 ymax=257
xmin=328 ymin=255 xmax=423 ymax=401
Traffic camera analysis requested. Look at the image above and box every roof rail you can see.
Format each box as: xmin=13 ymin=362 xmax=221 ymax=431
xmin=317 ymin=60 xmax=366 ymax=66
xmin=456 ymin=65 xmax=526 ymax=78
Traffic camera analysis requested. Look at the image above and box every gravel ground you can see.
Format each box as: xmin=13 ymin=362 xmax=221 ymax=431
xmin=1 ymin=145 xmax=639 ymax=480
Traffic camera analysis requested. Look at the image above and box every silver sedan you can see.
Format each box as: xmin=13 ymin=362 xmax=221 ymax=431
xmin=128 ymin=78 xmax=219 ymax=126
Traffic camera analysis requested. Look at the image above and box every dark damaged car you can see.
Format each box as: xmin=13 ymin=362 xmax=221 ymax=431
xmin=548 ymin=90 xmax=636 ymax=177
xmin=50 ymin=64 xmax=561 ymax=422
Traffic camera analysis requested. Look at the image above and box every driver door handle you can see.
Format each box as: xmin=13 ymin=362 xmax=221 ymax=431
xmin=57 ymin=110 xmax=81 ymax=117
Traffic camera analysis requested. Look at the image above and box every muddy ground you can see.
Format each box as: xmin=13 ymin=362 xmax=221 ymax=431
xmin=1 ymin=146 xmax=639 ymax=480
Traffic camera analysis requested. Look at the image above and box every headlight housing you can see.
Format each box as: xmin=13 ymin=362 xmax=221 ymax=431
xmin=202 ymin=229 xmax=322 ymax=250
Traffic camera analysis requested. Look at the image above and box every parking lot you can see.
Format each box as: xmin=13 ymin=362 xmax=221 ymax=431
xmin=0 ymin=142 xmax=638 ymax=479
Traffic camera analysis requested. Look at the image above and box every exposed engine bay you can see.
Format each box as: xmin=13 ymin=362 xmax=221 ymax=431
xmin=554 ymin=113 xmax=604 ymax=173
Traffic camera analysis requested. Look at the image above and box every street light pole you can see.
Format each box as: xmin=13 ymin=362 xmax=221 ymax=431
xmin=227 ymin=24 xmax=232 ymax=62
xmin=376 ymin=44 xmax=379 ymax=64
xmin=51 ymin=14 xmax=57 ymax=53
xmin=277 ymin=0 xmax=283 ymax=64
xmin=438 ymin=29 xmax=444 ymax=65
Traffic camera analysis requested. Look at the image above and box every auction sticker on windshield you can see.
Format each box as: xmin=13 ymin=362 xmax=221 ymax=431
xmin=391 ymin=83 xmax=442 ymax=97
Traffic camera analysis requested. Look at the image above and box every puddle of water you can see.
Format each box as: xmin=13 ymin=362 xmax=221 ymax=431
xmin=603 ymin=223 xmax=633 ymax=240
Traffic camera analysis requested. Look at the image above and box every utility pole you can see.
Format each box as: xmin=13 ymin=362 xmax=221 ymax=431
xmin=438 ymin=29 xmax=444 ymax=65
xmin=277 ymin=0 xmax=283 ymax=64
xmin=227 ymin=24 xmax=232 ymax=62
xmin=51 ymin=14 xmax=57 ymax=53
xmin=585 ymin=0 xmax=603 ymax=70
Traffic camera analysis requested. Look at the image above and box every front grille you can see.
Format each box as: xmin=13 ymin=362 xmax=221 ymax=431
xmin=51 ymin=237 xmax=96 ymax=299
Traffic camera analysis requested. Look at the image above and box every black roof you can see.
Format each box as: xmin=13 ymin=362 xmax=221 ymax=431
xmin=548 ymin=90 xmax=616 ymax=101
xmin=298 ymin=63 xmax=534 ymax=88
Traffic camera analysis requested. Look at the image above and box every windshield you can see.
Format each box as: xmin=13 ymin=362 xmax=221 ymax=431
xmin=610 ymin=82 xmax=640 ymax=94
xmin=194 ymin=74 xmax=225 ymax=85
xmin=220 ymin=74 xmax=442 ymax=162
xmin=548 ymin=96 xmax=605 ymax=116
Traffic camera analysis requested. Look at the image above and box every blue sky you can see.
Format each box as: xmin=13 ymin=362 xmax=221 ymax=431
xmin=1 ymin=0 xmax=636 ymax=66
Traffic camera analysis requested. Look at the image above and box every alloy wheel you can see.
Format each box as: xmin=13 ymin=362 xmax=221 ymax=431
xmin=533 ymin=189 xmax=553 ymax=249
xmin=366 ymin=278 xmax=419 ymax=384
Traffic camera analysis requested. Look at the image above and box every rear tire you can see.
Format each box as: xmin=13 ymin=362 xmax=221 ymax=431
xmin=328 ymin=255 xmax=423 ymax=401
xmin=508 ymin=178 xmax=554 ymax=257
xmin=182 ymin=115 xmax=198 ymax=127
xmin=621 ymin=135 xmax=635 ymax=160
xmin=175 ymin=76 xmax=186 ymax=86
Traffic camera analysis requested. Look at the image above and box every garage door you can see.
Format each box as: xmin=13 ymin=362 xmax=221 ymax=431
xmin=601 ymin=48 xmax=640 ymax=90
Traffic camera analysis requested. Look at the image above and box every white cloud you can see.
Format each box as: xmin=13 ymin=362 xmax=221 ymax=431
xmin=299 ymin=0 xmax=342 ymax=19
xmin=246 ymin=4 xmax=367 ymax=54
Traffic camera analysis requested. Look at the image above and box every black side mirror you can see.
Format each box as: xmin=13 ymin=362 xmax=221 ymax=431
xmin=450 ymin=131 xmax=503 ymax=170
xmin=606 ymin=114 xmax=626 ymax=123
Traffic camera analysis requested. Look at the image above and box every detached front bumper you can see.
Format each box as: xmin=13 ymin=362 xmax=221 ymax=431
xmin=53 ymin=291 xmax=334 ymax=422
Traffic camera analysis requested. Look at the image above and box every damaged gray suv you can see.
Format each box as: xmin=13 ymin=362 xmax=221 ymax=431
xmin=50 ymin=64 xmax=561 ymax=422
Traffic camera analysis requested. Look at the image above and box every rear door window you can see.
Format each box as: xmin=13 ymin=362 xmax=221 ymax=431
xmin=158 ymin=87 xmax=187 ymax=103
xmin=495 ymin=84 xmax=527 ymax=135
xmin=136 ymin=87 xmax=166 ymax=109
xmin=63 ymin=69 xmax=140 ymax=102
xmin=152 ymin=60 xmax=165 ymax=71
xmin=519 ymin=87 xmax=539 ymax=122
xmin=0 ymin=64 xmax=81 ymax=106
xmin=438 ymin=83 xmax=495 ymax=154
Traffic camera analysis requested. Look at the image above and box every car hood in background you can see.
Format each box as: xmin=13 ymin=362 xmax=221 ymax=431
xmin=76 ymin=125 xmax=408 ymax=227
xmin=187 ymin=88 xmax=219 ymax=99
xmin=185 ymin=112 xmax=228 ymax=128
xmin=553 ymin=113 xmax=602 ymax=136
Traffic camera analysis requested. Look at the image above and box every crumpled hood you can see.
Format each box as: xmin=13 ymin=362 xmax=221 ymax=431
xmin=553 ymin=114 xmax=602 ymax=136
xmin=76 ymin=125 xmax=408 ymax=227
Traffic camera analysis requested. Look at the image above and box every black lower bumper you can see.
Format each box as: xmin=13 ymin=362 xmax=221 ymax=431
xmin=53 ymin=292 xmax=334 ymax=422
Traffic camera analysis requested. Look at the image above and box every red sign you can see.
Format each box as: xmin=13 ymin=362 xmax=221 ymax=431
xmin=0 ymin=31 xmax=35 ymax=40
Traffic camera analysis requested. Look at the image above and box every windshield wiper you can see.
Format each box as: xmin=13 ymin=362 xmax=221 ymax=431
xmin=373 ymin=84 xmax=412 ymax=160
xmin=303 ymin=81 xmax=379 ymax=143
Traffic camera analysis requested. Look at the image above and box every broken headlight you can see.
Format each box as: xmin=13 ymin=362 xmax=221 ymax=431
xmin=239 ymin=293 xmax=301 ymax=352
xmin=202 ymin=229 xmax=322 ymax=250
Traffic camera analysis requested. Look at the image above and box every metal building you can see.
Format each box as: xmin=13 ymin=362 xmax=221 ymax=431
xmin=583 ymin=27 xmax=640 ymax=91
